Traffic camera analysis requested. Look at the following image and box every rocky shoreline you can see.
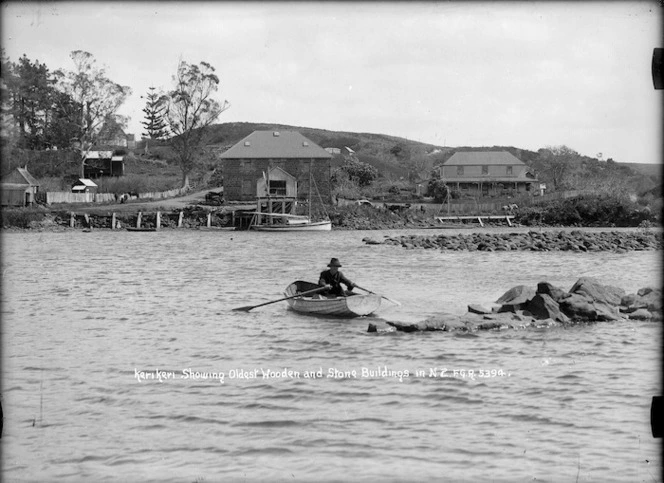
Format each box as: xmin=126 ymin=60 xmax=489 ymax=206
xmin=369 ymin=277 xmax=662 ymax=333
xmin=363 ymin=229 xmax=662 ymax=252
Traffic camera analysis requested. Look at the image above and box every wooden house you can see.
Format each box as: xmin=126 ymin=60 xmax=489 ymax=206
xmin=1 ymin=167 xmax=40 ymax=206
xmin=217 ymin=130 xmax=332 ymax=202
xmin=84 ymin=151 xmax=125 ymax=178
xmin=72 ymin=179 xmax=98 ymax=194
xmin=439 ymin=151 xmax=538 ymax=197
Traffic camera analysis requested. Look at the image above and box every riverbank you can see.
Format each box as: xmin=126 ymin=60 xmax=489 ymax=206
xmin=1 ymin=199 xmax=661 ymax=233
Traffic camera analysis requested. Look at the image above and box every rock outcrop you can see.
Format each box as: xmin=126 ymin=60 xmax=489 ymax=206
xmin=375 ymin=277 xmax=662 ymax=333
xmin=363 ymin=230 xmax=662 ymax=252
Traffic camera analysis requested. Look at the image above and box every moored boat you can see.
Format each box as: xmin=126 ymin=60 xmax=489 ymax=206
xmin=250 ymin=214 xmax=331 ymax=231
xmin=284 ymin=281 xmax=381 ymax=317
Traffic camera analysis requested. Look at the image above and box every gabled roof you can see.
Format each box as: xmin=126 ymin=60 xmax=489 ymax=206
xmin=218 ymin=131 xmax=332 ymax=159
xmin=264 ymin=166 xmax=296 ymax=180
xmin=444 ymin=151 xmax=525 ymax=166
xmin=74 ymin=178 xmax=98 ymax=187
xmin=16 ymin=167 xmax=40 ymax=186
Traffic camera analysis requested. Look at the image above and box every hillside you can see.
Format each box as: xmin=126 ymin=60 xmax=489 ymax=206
xmin=4 ymin=121 xmax=659 ymax=198
xmin=203 ymin=122 xmax=658 ymax=194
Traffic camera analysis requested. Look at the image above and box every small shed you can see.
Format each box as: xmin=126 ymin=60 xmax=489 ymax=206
xmin=256 ymin=166 xmax=298 ymax=198
xmin=84 ymin=151 xmax=125 ymax=177
xmin=1 ymin=167 xmax=40 ymax=206
xmin=72 ymin=179 xmax=98 ymax=194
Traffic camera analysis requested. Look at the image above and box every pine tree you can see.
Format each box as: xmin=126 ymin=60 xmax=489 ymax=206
xmin=141 ymin=86 xmax=168 ymax=141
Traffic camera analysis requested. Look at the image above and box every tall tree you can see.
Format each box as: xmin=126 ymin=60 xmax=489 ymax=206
xmin=141 ymin=86 xmax=168 ymax=149
xmin=55 ymin=50 xmax=131 ymax=177
xmin=535 ymin=145 xmax=579 ymax=191
xmin=0 ymin=49 xmax=20 ymax=150
xmin=164 ymin=60 xmax=229 ymax=188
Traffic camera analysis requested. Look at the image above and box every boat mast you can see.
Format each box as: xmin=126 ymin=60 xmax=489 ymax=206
xmin=266 ymin=165 xmax=272 ymax=225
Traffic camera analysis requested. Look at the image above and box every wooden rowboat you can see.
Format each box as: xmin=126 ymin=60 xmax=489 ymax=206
xmin=284 ymin=281 xmax=381 ymax=317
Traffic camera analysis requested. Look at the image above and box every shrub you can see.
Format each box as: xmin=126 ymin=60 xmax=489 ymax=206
xmin=516 ymin=194 xmax=657 ymax=227
xmin=1 ymin=209 xmax=47 ymax=229
xmin=336 ymin=159 xmax=379 ymax=187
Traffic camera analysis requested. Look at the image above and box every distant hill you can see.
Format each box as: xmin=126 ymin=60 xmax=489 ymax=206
xmin=205 ymin=122 xmax=444 ymax=181
xmin=619 ymin=162 xmax=662 ymax=181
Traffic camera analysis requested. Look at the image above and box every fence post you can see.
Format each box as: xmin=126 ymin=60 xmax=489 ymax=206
xmin=156 ymin=211 xmax=161 ymax=231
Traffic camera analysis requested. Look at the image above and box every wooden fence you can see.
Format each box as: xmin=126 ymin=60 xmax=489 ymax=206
xmin=46 ymin=187 xmax=186 ymax=205
xmin=438 ymin=189 xmax=595 ymax=215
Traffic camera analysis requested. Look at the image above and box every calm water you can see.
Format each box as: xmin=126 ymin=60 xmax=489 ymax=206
xmin=1 ymin=228 xmax=662 ymax=482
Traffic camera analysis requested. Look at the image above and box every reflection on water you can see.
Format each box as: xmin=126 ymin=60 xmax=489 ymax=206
xmin=1 ymin=229 xmax=661 ymax=481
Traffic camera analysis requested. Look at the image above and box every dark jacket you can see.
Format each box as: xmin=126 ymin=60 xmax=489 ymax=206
xmin=319 ymin=269 xmax=355 ymax=295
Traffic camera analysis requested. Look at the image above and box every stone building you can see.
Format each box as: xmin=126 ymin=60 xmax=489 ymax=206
xmin=217 ymin=130 xmax=332 ymax=202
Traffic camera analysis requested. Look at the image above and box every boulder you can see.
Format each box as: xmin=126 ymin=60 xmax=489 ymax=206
xmin=495 ymin=285 xmax=536 ymax=312
xmin=638 ymin=287 xmax=662 ymax=312
xmin=620 ymin=287 xmax=662 ymax=315
xmin=628 ymin=309 xmax=654 ymax=320
xmin=525 ymin=293 xmax=570 ymax=323
xmin=559 ymin=293 xmax=597 ymax=321
xmin=536 ymin=282 xmax=567 ymax=303
xmin=568 ymin=277 xmax=625 ymax=306
xmin=468 ymin=304 xmax=492 ymax=315
xmin=387 ymin=315 xmax=449 ymax=332
xmin=367 ymin=321 xmax=397 ymax=333
xmin=593 ymin=301 xmax=622 ymax=321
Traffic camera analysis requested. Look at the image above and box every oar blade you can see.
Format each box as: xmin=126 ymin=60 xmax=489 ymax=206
xmin=232 ymin=306 xmax=255 ymax=312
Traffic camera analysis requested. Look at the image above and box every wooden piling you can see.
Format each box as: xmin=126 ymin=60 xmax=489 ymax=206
xmin=207 ymin=213 xmax=211 ymax=228
xmin=137 ymin=212 xmax=142 ymax=228
xmin=178 ymin=211 xmax=183 ymax=228
xmin=111 ymin=213 xmax=116 ymax=230
xmin=70 ymin=212 xmax=75 ymax=228
xmin=156 ymin=211 xmax=161 ymax=231
xmin=84 ymin=213 xmax=90 ymax=227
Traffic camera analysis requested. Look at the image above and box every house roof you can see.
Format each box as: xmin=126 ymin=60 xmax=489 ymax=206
xmin=86 ymin=151 xmax=114 ymax=159
xmin=264 ymin=166 xmax=296 ymax=180
xmin=444 ymin=151 xmax=525 ymax=166
xmin=218 ymin=131 xmax=332 ymax=159
xmin=75 ymin=178 xmax=98 ymax=187
xmin=14 ymin=167 xmax=40 ymax=186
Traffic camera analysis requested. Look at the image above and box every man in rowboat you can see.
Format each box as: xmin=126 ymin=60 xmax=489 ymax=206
xmin=318 ymin=258 xmax=357 ymax=297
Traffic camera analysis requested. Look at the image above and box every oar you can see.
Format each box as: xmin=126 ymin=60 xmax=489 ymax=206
xmin=354 ymin=285 xmax=402 ymax=306
xmin=233 ymin=286 xmax=328 ymax=312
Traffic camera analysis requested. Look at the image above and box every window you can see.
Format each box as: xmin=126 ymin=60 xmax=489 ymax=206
xmin=240 ymin=160 xmax=252 ymax=172
xmin=242 ymin=180 xmax=253 ymax=196
xmin=457 ymin=166 xmax=464 ymax=176
xmin=269 ymin=180 xmax=287 ymax=196
xmin=482 ymin=165 xmax=488 ymax=175
xmin=506 ymin=165 xmax=513 ymax=175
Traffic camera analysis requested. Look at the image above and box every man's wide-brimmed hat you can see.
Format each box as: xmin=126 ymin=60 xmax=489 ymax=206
xmin=327 ymin=258 xmax=342 ymax=267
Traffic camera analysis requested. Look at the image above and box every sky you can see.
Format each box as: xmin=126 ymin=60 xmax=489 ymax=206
xmin=2 ymin=1 xmax=662 ymax=164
